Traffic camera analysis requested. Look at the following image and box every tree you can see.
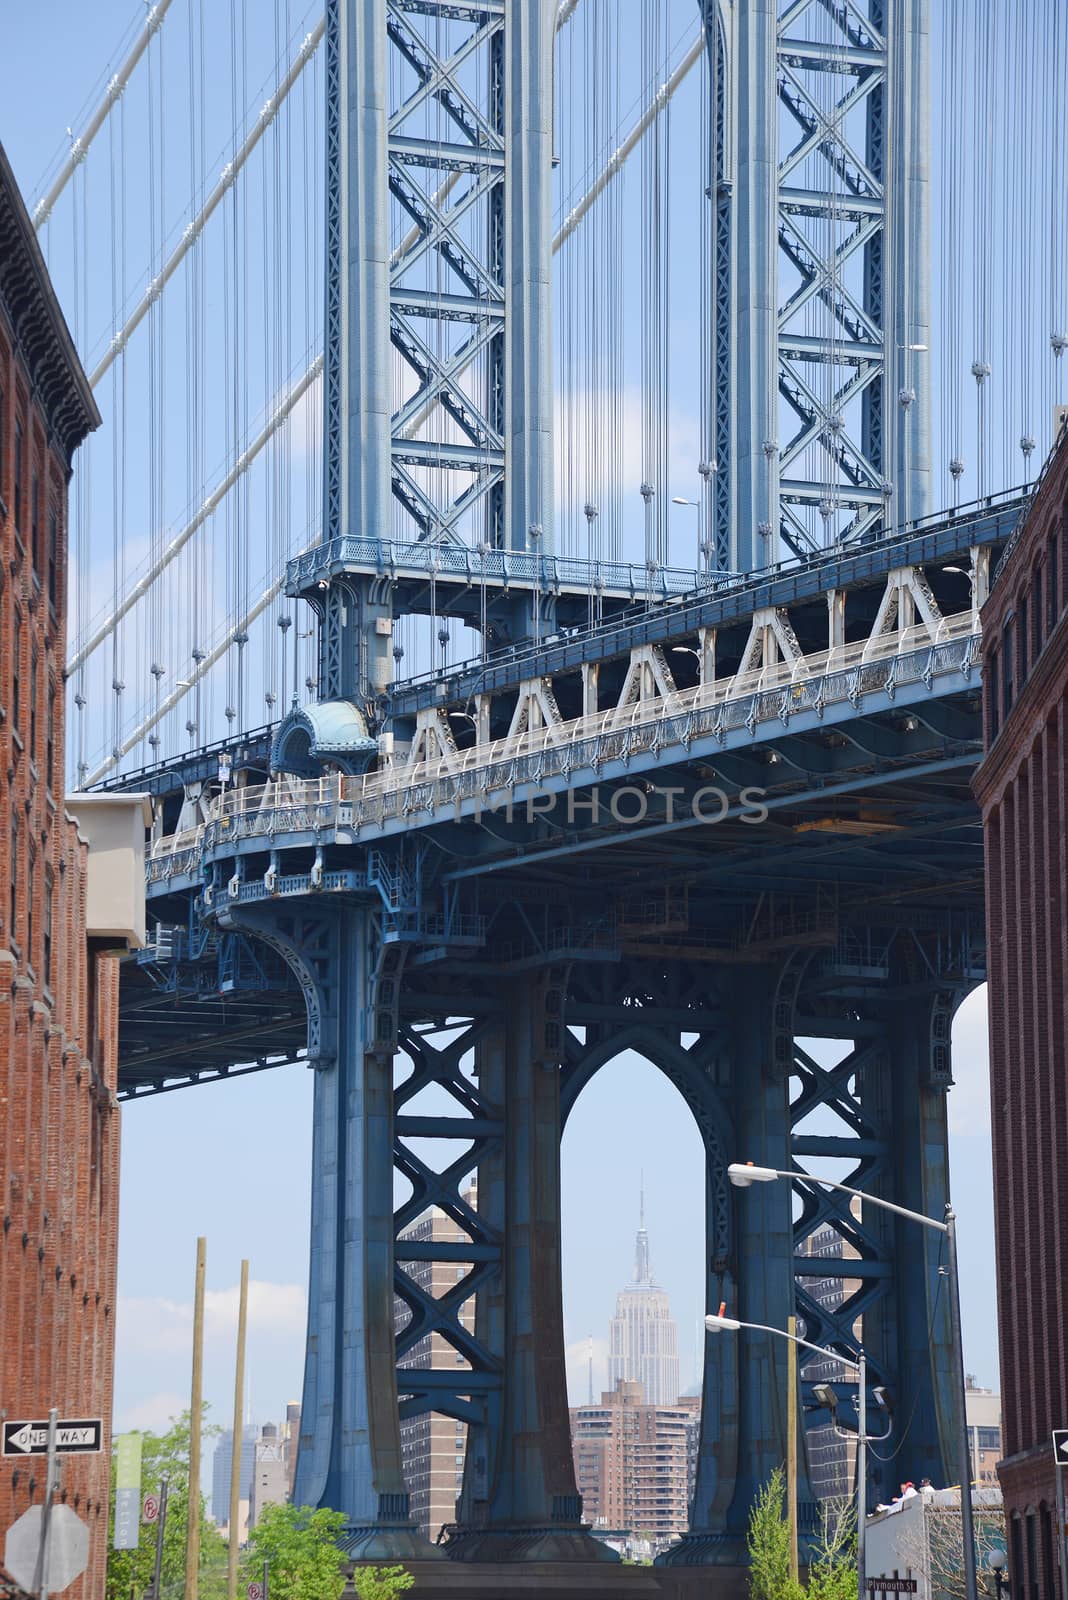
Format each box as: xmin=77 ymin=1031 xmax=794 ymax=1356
xmin=350 ymin=1567 xmax=415 ymax=1600
xmin=241 ymin=1504 xmax=413 ymax=1600
xmin=106 ymin=1409 xmax=228 ymax=1600
xmin=805 ymin=1496 xmax=857 ymax=1600
xmin=242 ymin=1504 xmax=348 ymax=1600
xmin=747 ymin=1467 xmax=805 ymax=1600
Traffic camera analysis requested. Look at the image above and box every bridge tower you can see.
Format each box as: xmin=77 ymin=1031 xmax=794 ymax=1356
xmin=242 ymin=0 xmax=954 ymax=1576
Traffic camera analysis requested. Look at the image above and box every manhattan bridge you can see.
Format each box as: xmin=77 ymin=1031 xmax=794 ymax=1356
xmin=23 ymin=0 xmax=1068 ymax=1582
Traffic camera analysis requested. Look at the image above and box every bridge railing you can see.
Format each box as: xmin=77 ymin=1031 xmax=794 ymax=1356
xmin=147 ymin=610 xmax=981 ymax=877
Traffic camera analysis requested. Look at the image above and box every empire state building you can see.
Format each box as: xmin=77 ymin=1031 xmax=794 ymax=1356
xmin=608 ymin=1194 xmax=680 ymax=1406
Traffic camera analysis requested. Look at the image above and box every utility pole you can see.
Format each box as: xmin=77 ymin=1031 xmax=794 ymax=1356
xmin=185 ymin=1238 xmax=207 ymax=1600
xmin=787 ymin=1314 xmax=799 ymax=1583
xmin=228 ymin=1260 xmax=250 ymax=1600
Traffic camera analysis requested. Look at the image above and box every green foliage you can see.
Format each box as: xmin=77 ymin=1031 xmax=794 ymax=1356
xmin=747 ymin=1468 xmax=806 ymax=1600
xmin=747 ymin=1471 xmax=857 ymax=1600
xmin=242 ymin=1504 xmax=348 ymax=1600
xmin=105 ymin=1408 xmax=228 ymax=1600
xmin=350 ymin=1565 xmax=415 ymax=1600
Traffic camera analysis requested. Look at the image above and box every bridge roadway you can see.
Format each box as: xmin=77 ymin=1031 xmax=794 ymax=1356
xmin=106 ymin=492 xmax=1015 ymax=1571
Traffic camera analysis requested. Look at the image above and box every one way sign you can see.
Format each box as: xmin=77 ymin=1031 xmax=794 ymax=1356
xmin=2 ymin=1419 xmax=103 ymax=1456
xmin=1053 ymin=1430 xmax=1068 ymax=1464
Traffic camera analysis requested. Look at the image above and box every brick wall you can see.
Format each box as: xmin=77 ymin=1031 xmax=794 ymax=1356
xmin=976 ymin=433 xmax=1068 ymax=1600
xmin=0 ymin=245 xmax=118 ymax=1598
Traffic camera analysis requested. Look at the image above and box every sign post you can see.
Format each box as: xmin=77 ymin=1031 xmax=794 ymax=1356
xmin=35 ymin=1408 xmax=59 ymax=1600
xmin=113 ymin=1433 xmax=143 ymax=1552
xmin=146 ymin=1478 xmax=169 ymax=1600
xmin=1052 ymin=1431 xmax=1068 ymax=1600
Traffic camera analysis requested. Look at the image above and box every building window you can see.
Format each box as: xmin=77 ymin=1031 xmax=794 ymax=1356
xmin=9 ymin=812 xmax=17 ymax=943
xmin=1042 ymin=1506 xmax=1055 ymax=1600
xmin=976 ymin=1427 xmax=1000 ymax=1451
xmin=26 ymin=845 xmax=35 ymax=967
xmin=30 ymin=649 xmax=38 ymax=761
xmin=987 ymin=647 xmax=1000 ymax=742
xmin=1032 ymin=568 xmax=1043 ymax=658
xmin=1018 ymin=595 xmax=1029 ymax=682
xmin=43 ymin=867 xmax=53 ymax=989
xmin=13 ymin=417 xmax=23 ymax=540
xmin=46 ymin=675 xmax=55 ymax=792
xmin=0 ymin=387 xmax=4 ymax=502
xmin=31 ymin=469 xmax=40 ymax=575
xmin=1049 ymin=536 xmax=1060 ymax=633
xmin=1001 ymin=618 xmax=1014 ymax=721
xmin=12 ymin=608 xmax=21 ymax=735
xmin=1026 ymin=1512 xmax=1039 ymax=1600
xmin=47 ymin=505 xmax=58 ymax=611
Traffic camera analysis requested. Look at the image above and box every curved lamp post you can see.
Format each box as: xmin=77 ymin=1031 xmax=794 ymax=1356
xmin=725 ymin=1163 xmax=978 ymax=1600
xmin=704 ymin=1310 xmax=888 ymax=1600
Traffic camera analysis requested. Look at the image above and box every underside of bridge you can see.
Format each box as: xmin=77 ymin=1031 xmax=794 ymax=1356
xmin=117 ymin=661 xmax=987 ymax=1564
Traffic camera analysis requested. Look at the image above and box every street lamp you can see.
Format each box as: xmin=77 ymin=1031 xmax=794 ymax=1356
xmin=726 ymin=1163 xmax=978 ymax=1600
xmin=705 ymin=1310 xmax=881 ymax=1600
xmin=987 ymin=1549 xmax=1008 ymax=1600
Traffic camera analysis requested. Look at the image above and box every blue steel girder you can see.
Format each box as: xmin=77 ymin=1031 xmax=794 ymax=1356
xmin=393 ymin=1019 xmax=505 ymax=1426
xmin=717 ymin=0 xmax=925 ymax=567
xmin=787 ymin=967 xmax=971 ymax=1499
xmin=380 ymin=0 xmax=553 ymax=559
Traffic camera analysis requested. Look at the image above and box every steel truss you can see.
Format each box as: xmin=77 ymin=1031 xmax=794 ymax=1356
xmin=712 ymin=0 xmax=929 ymax=566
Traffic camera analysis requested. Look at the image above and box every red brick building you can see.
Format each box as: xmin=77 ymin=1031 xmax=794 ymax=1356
xmin=975 ymin=425 xmax=1068 ymax=1600
xmin=0 ymin=139 xmax=119 ymax=1600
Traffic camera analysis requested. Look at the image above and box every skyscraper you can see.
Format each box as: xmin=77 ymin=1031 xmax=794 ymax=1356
xmin=211 ymin=1426 xmax=258 ymax=1526
xmin=608 ymin=1192 xmax=680 ymax=1408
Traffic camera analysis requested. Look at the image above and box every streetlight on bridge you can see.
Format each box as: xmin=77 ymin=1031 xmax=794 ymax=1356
xmin=704 ymin=1308 xmax=889 ymax=1600
xmin=724 ymin=1162 xmax=978 ymax=1600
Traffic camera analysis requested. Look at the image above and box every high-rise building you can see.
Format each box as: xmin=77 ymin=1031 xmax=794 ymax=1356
xmin=965 ymin=1382 xmax=1002 ymax=1489
xmin=976 ymin=422 xmax=1068 ymax=1600
xmin=211 ymin=1426 xmax=257 ymax=1526
xmin=249 ymin=1422 xmax=288 ymax=1529
xmin=799 ymin=1216 xmax=862 ymax=1501
xmin=282 ymin=1402 xmax=301 ymax=1502
xmin=393 ymin=1187 xmax=476 ymax=1542
xmin=570 ymin=1379 xmax=697 ymax=1549
xmin=0 ymin=139 xmax=145 ymax=1600
xmin=608 ymin=1194 xmax=680 ymax=1407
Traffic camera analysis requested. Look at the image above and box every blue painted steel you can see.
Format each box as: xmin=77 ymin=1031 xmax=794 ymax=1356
xmin=119 ymin=0 xmax=973 ymax=1572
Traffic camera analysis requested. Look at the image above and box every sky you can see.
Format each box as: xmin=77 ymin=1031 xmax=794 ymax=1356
xmin=0 ymin=0 xmax=1027 ymax=1459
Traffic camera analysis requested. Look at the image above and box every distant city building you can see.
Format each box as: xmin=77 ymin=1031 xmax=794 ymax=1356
xmin=283 ymin=1402 xmax=301 ymax=1502
xmin=570 ymin=1379 xmax=697 ymax=1550
xmin=799 ymin=1216 xmax=861 ymax=1501
xmin=677 ymin=1391 xmax=702 ymax=1516
xmin=965 ymin=1381 xmax=1002 ymax=1488
xmin=608 ymin=1195 xmax=680 ymax=1407
xmin=211 ymin=1427 xmax=258 ymax=1526
xmin=249 ymin=1422 xmax=288 ymax=1529
xmin=393 ymin=1186 xmax=477 ymax=1542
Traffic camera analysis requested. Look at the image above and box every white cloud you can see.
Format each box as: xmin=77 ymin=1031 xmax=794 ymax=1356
xmin=115 ymin=1391 xmax=188 ymax=1434
xmin=116 ymin=1279 xmax=306 ymax=1359
xmin=949 ymin=985 xmax=990 ymax=1137
xmin=565 ymin=1335 xmax=610 ymax=1407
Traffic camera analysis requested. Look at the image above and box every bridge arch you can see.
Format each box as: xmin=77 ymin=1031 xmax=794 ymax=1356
xmin=559 ymin=1018 xmax=740 ymax=1548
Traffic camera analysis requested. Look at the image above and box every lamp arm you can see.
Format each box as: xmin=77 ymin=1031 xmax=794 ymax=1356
xmin=759 ymin=1168 xmax=949 ymax=1235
